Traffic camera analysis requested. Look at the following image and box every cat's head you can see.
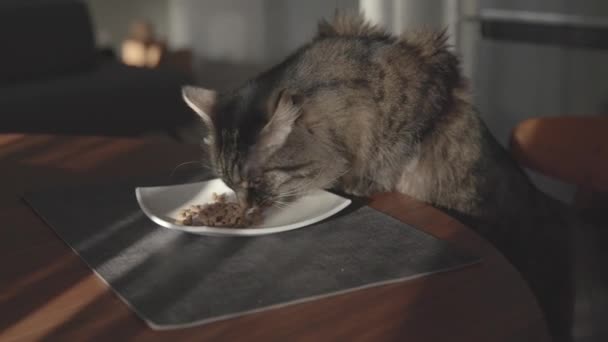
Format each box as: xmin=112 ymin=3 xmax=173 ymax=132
xmin=182 ymin=85 xmax=348 ymax=209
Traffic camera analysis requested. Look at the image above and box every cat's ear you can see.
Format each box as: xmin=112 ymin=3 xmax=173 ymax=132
xmin=258 ymin=90 xmax=302 ymax=152
xmin=181 ymin=85 xmax=217 ymax=127
xmin=245 ymin=91 xmax=302 ymax=171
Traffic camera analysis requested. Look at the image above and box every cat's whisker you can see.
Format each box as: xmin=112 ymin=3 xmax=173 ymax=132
xmin=270 ymin=201 xmax=285 ymax=209
xmin=271 ymin=199 xmax=291 ymax=210
xmin=170 ymin=160 xmax=212 ymax=179
xmin=274 ymin=188 xmax=307 ymax=198
xmin=327 ymin=167 xmax=351 ymax=186
xmin=279 ymin=168 xmax=328 ymax=196
xmin=273 ymin=200 xmax=288 ymax=207
xmin=273 ymin=172 xmax=330 ymax=200
xmin=274 ymin=187 xmax=312 ymax=198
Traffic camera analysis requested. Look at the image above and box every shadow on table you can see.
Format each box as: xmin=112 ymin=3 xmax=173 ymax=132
xmin=0 ymin=136 xmax=560 ymax=341
xmin=38 ymin=193 xmax=551 ymax=342
xmin=0 ymin=135 xmax=206 ymax=337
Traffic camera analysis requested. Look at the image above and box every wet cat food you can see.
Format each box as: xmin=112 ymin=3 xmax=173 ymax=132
xmin=178 ymin=193 xmax=263 ymax=228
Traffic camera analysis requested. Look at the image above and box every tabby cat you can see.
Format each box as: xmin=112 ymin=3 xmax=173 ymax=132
xmin=182 ymin=13 xmax=595 ymax=341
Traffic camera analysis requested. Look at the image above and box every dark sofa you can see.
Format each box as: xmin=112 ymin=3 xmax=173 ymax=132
xmin=0 ymin=0 xmax=195 ymax=137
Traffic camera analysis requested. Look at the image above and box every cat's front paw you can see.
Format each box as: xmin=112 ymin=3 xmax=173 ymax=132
xmin=340 ymin=185 xmax=369 ymax=197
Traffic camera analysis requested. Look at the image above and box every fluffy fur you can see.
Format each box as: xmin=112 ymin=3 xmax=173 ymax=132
xmin=183 ymin=12 xmax=594 ymax=340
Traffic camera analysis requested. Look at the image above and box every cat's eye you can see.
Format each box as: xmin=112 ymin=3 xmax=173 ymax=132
xmin=250 ymin=178 xmax=262 ymax=187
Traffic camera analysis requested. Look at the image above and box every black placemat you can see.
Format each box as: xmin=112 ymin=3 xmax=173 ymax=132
xmin=24 ymin=182 xmax=480 ymax=330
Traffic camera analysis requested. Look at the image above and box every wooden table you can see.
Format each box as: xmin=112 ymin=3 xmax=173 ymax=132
xmin=0 ymin=134 xmax=550 ymax=341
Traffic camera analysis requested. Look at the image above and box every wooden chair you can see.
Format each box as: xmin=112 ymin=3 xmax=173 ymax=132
xmin=509 ymin=116 xmax=608 ymax=210
xmin=509 ymin=115 xmax=608 ymax=340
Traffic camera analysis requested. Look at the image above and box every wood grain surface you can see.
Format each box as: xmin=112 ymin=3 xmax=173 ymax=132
xmin=0 ymin=134 xmax=550 ymax=342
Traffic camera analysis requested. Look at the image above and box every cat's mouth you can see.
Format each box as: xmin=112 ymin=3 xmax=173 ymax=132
xmin=234 ymin=189 xmax=273 ymax=211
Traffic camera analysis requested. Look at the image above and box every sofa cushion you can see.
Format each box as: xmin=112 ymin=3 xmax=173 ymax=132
xmin=0 ymin=0 xmax=97 ymax=85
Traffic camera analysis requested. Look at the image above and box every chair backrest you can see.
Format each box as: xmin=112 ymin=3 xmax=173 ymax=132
xmin=509 ymin=116 xmax=608 ymax=193
xmin=0 ymin=0 xmax=97 ymax=85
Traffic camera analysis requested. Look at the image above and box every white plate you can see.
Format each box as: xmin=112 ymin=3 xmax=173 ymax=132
xmin=135 ymin=179 xmax=351 ymax=236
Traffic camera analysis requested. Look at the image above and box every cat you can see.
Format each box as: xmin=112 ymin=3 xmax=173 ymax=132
xmin=182 ymin=12 xmax=593 ymax=341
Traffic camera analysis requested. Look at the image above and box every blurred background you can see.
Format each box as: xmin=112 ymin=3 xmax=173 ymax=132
xmin=1 ymin=0 xmax=607 ymax=205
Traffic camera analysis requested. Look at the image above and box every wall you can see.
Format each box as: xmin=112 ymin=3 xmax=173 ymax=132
xmin=85 ymin=0 xmax=169 ymax=50
xmin=359 ymin=0 xmax=477 ymax=78
xmin=264 ymin=0 xmax=359 ymax=62
xmin=168 ymin=0 xmax=267 ymax=64
xmin=475 ymin=0 xmax=608 ymax=143
xmin=168 ymin=0 xmax=358 ymax=90
xmin=360 ymin=0 xmax=459 ymax=49
xmin=472 ymin=0 xmax=608 ymax=201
